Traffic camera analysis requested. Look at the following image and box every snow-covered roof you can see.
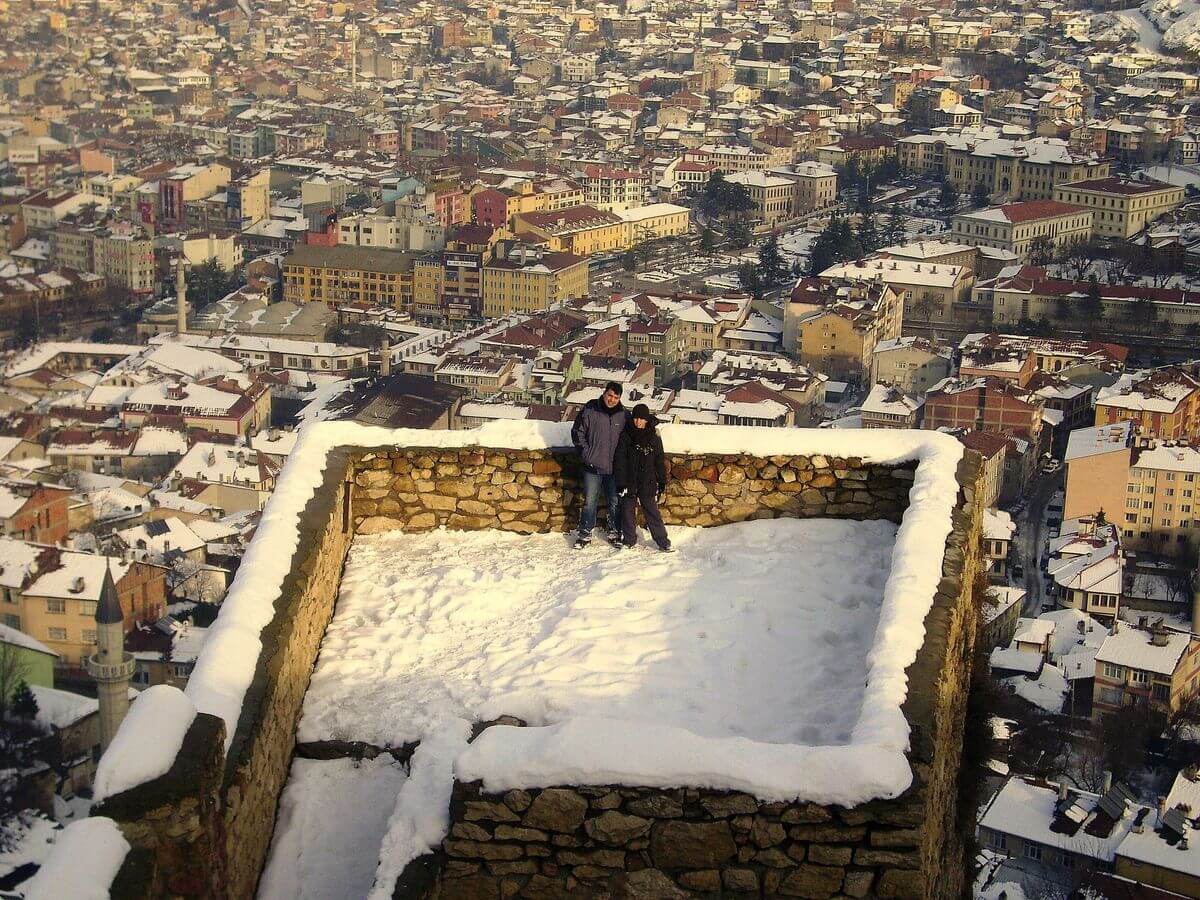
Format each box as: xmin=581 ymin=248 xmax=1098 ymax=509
xmin=0 ymin=622 xmax=56 ymax=656
xmin=982 ymin=508 xmax=1015 ymax=541
xmin=1096 ymin=623 xmax=1193 ymax=676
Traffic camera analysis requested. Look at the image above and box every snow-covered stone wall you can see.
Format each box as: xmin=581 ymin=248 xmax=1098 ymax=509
xmin=58 ymin=422 xmax=981 ymax=900
xmin=350 ymin=446 xmax=916 ymax=536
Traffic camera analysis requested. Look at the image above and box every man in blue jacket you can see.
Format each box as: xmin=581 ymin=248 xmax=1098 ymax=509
xmin=571 ymin=381 xmax=627 ymax=548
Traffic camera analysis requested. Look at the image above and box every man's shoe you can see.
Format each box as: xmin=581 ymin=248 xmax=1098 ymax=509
xmin=657 ymin=542 xmax=674 ymax=553
xmin=573 ymin=536 xmax=590 ymax=550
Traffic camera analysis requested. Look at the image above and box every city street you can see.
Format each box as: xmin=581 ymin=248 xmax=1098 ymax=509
xmin=1011 ymin=470 xmax=1064 ymax=617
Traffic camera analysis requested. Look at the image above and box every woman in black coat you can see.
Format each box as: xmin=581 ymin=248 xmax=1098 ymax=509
xmin=612 ymin=403 xmax=672 ymax=551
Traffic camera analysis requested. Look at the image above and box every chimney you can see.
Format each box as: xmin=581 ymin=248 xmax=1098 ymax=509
xmin=1152 ymin=625 xmax=1170 ymax=647
xmin=380 ymin=338 xmax=392 ymax=377
xmin=1104 ymin=771 xmax=1113 ymax=794
xmin=1058 ymin=782 xmax=1068 ymax=802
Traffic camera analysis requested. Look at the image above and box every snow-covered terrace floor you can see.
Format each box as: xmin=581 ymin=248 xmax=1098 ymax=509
xmin=299 ymin=519 xmax=897 ymax=750
xmin=259 ymin=518 xmax=899 ymax=899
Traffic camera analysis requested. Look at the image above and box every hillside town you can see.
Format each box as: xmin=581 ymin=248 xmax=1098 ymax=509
xmin=3 ymin=0 xmax=1200 ymax=896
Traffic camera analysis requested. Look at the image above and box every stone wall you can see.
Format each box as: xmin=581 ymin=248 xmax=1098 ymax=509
xmin=350 ymin=447 xmax=915 ymax=535
xmin=96 ymin=438 xmax=980 ymax=900
xmin=403 ymin=452 xmax=984 ymax=900
xmin=100 ymin=453 xmax=357 ymax=898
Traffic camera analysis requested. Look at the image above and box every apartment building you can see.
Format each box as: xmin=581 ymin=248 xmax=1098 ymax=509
xmin=0 ymin=540 xmax=167 ymax=671
xmin=951 ymin=200 xmax=1093 ymax=260
xmin=787 ymin=279 xmax=904 ymax=383
xmin=1095 ymin=369 xmax=1200 ymax=440
xmin=1053 ymin=177 xmax=1185 ymax=239
xmin=870 ymin=336 xmax=952 ymax=394
xmin=1045 ymin=515 xmax=1123 ymax=625
xmin=817 ymin=257 xmax=974 ymax=323
xmin=282 ymin=243 xmax=417 ymax=310
xmin=1094 ymin=620 xmax=1200 ymax=719
xmin=471 ymin=180 xmax=584 ymax=229
xmin=860 ymin=384 xmax=923 ymax=429
xmin=945 ymin=137 xmax=1109 ymax=200
xmin=618 ymin=204 xmax=691 ymax=243
xmin=157 ymin=162 xmax=232 ymax=230
xmin=978 ymin=266 xmax=1200 ymax=331
xmin=481 ymin=247 xmax=589 ymax=318
xmin=959 ymin=333 xmax=1127 ymax=386
xmin=923 ymin=377 xmax=1045 ymax=445
xmin=513 ymin=205 xmax=627 ymax=255
xmin=579 ymin=165 xmax=648 ymax=213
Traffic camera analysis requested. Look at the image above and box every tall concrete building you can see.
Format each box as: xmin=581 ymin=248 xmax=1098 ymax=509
xmin=86 ymin=566 xmax=134 ymax=751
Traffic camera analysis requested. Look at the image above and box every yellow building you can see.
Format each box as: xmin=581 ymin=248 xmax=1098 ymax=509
xmin=617 ymin=203 xmax=691 ymax=243
xmin=513 ymin=205 xmax=627 ymax=255
xmin=282 ymin=244 xmax=417 ymax=310
xmin=482 ymin=248 xmax=589 ymax=317
xmin=1054 ymin=177 xmax=1185 ymax=239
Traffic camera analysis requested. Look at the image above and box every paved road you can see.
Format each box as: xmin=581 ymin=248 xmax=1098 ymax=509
xmin=1013 ymin=470 xmax=1064 ymax=617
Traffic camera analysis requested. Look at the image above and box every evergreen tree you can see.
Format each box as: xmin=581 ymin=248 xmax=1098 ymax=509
xmin=881 ymin=209 xmax=909 ymax=247
xmin=1080 ymin=277 xmax=1104 ymax=321
xmin=938 ymin=179 xmax=959 ymax=211
xmin=10 ymin=681 xmax=37 ymax=722
xmin=737 ymin=262 xmax=764 ymax=299
xmin=970 ymin=182 xmax=990 ymax=209
xmin=698 ymin=225 xmax=716 ymax=255
xmin=856 ymin=209 xmax=878 ymax=254
xmin=726 ymin=218 xmax=751 ymax=249
xmin=758 ymin=234 xmax=788 ymax=286
xmin=621 ymin=249 xmax=637 ymax=272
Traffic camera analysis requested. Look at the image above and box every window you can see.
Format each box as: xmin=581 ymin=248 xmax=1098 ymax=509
xmin=46 ymin=598 xmax=65 ymax=614
xmin=1100 ymin=687 xmax=1123 ymax=705
xmin=82 ymin=629 xmax=96 ymax=643
xmin=1130 ymin=669 xmax=1150 ymax=685
xmin=1103 ymin=663 xmax=1124 ymax=679
xmin=3 ymin=614 xmax=18 ymax=629
xmin=1023 ymin=843 xmax=1043 ymax=861
xmin=79 ymin=601 xmax=96 ymax=617
xmin=47 ymin=627 xmax=67 ymax=641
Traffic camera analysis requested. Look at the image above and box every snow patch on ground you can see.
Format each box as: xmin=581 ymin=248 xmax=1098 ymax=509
xmin=257 ymin=756 xmax=410 ymax=900
xmin=0 ymin=813 xmax=59 ymax=884
xmin=299 ymin=520 xmax=896 ymax=748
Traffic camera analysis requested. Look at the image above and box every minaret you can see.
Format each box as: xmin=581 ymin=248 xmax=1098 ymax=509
xmin=347 ymin=23 xmax=359 ymax=89
xmin=175 ymin=257 xmax=188 ymax=336
xmin=86 ymin=565 xmax=134 ymax=751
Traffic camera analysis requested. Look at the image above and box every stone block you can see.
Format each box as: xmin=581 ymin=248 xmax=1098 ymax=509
xmin=722 ymin=868 xmax=759 ymax=892
xmin=776 ymin=864 xmax=843 ymax=898
xmin=583 ymin=811 xmax=651 ymax=844
xmin=678 ymin=869 xmax=721 ymax=892
xmin=700 ymin=794 xmax=758 ymax=818
xmin=523 ymin=789 xmax=588 ymax=833
xmin=616 ymin=869 xmax=688 ymax=899
xmin=807 ymin=844 xmax=852 ymax=866
xmin=876 ymin=869 xmax=924 ymax=897
xmin=650 ymin=821 xmax=736 ymax=869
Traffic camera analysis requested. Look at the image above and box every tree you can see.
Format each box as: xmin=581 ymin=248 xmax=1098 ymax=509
xmin=14 ymin=309 xmax=37 ymax=347
xmin=10 ymin=681 xmax=37 ymax=722
xmin=970 ymin=182 xmax=990 ymax=209
xmin=90 ymin=325 xmax=114 ymax=342
xmin=938 ymin=179 xmax=959 ymax=211
xmin=1098 ymin=702 xmax=1166 ymax=781
xmin=621 ymin=248 xmax=637 ymax=272
xmin=1132 ymin=297 xmax=1157 ymax=331
xmin=185 ymin=258 xmax=239 ymax=307
xmin=1080 ymin=277 xmax=1104 ymax=322
xmin=855 ymin=209 xmax=879 ymax=254
xmin=698 ymin=225 xmax=716 ymax=255
xmin=758 ymin=234 xmax=788 ymax=286
xmin=726 ymin=218 xmax=751 ymax=249
xmin=1029 ymin=236 xmax=1055 ymax=266
xmin=881 ymin=209 xmax=908 ymax=247
xmin=737 ymin=40 xmax=759 ymax=61
xmin=0 ymin=642 xmax=28 ymax=723
xmin=1065 ymin=242 xmax=1097 ymax=281
xmin=737 ymin=262 xmax=764 ymax=299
